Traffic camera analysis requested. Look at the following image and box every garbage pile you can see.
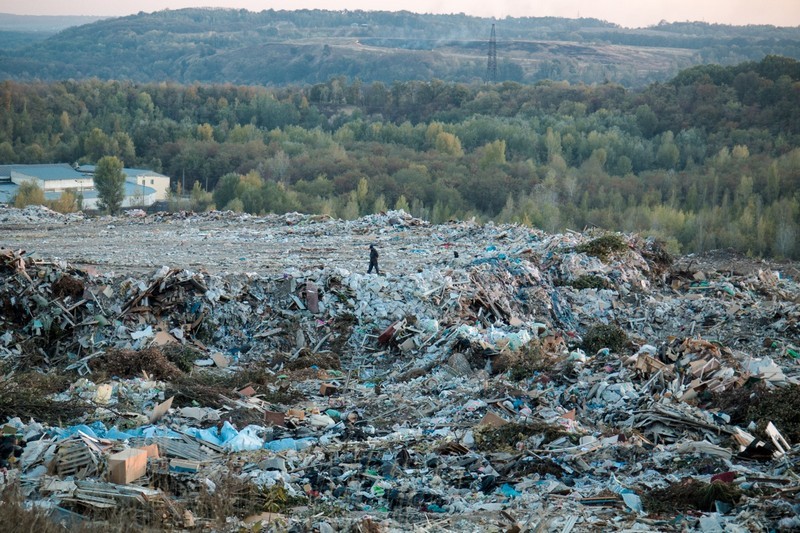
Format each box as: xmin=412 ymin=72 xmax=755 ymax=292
xmin=0 ymin=208 xmax=799 ymax=532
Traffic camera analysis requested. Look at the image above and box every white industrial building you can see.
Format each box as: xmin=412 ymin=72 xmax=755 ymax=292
xmin=0 ymin=164 xmax=171 ymax=209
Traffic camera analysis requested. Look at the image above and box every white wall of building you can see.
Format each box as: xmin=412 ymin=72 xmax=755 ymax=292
xmin=80 ymin=191 xmax=158 ymax=210
xmin=10 ymin=172 xmax=94 ymax=191
xmin=130 ymin=174 xmax=170 ymax=200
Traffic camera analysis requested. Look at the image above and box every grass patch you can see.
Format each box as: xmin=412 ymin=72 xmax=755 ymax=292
xmin=581 ymin=323 xmax=629 ymax=354
xmin=473 ymin=421 xmax=568 ymax=453
xmin=710 ymin=383 xmax=800 ymax=442
xmin=570 ymin=274 xmax=609 ymax=290
xmin=274 ymin=348 xmax=341 ymax=371
xmin=643 ymin=478 xmax=742 ymax=514
xmin=640 ymin=237 xmax=674 ymax=277
xmin=493 ymin=341 xmax=558 ymax=380
xmin=0 ymin=370 xmax=86 ymax=425
xmin=575 ymin=234 xmax=628 ymax=261
xmin=507 ymin=456 xmax=565 ymax=478
xmin=167 ymin=364 xmax=301 ymax=409
xmin=90 ymin=347 xmax=183 ymax=381
xmin=160 ymin=345 xmax=204 ymax=372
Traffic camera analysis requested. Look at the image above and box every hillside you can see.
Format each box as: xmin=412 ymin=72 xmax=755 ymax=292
xmin=0 ymin=13 xmax=107 ymax=50
xmin=0 ymin=8 xmax=799 ymax=86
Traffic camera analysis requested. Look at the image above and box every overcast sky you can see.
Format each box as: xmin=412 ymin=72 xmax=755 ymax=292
xmin=1 ymin=0 xmax=798 ymax=28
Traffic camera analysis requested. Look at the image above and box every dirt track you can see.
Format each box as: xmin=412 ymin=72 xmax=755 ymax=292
xmin=2 ymin=209 xmax=468 ymax=276
xmin=5 ymin=207 xmax=797 ymax=281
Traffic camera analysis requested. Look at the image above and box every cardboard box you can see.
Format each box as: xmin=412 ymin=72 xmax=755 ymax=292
xmin=238 ymin=385 xmax=257 ymax=397
xmin=477 ymin=412 xmax=508 ymax=428
xmin=286 ymin=408 xmax=305 ymax=421
xmin=319 ymin=383 xmax=338 ymax=396
xmin=108 ymin=448 xmax=147 ymax=484
xmin=264 ymin=410 xmax=286 ymax=427
xmin=137 ymin=443 xmax=160 ymax=459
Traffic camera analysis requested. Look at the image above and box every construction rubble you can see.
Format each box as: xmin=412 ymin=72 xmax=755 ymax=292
xmin=0 ymin=205 xmax=799 ymax=532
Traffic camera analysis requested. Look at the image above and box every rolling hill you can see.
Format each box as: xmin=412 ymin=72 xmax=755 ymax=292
xmin=0 ymin=8 xmax=798 ymax=86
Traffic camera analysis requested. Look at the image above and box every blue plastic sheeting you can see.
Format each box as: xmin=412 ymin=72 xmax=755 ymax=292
xmin=126 ymin=426 xmax=183 ymax=439
xmin=225 ymin=425 xmax=266 ymax=452
xmin=469 ymin=255 xmax=523 ymax=269
xmin=550 ymin=291 xmax=576 ymax=329
xmin=498 ymin=483 xmax=521 ymax=498
xmin=469 ymin=257 xmax=501 ymax=267
xmin=104 ymin=427 xmax=136 ymax=440
xmin=51 ymin=423 xmax=102 ymax=440
xmin=52 ymin=422 xmax=182 ymax=441
xmin=183 ymin=420 xmax=273 ymax=450
xmin=186 ymin=421 xmax=276 ymax=452
xmin=263 ymin=437 xmax=317 ymax=452
xmin=184 ymin=421 xmax=239 ymax=446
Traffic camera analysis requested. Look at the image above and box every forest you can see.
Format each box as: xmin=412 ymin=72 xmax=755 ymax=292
xmin=1 ymin=55 xmax=799 ymax=258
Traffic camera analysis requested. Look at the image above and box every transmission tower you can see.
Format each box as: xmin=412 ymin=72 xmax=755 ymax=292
xmin=487 ymin=23 xmax=497 ymax=82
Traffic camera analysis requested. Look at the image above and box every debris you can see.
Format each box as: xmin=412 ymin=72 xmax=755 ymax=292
xmin=210 ymin=352 xmax=229 ymax=369
xmin=148 ymin=396 xmax=174 ymax=424
xmin=0 ymin=208 xmax=798 ymax=531
xmin=319 ymin=383 xmax=338 ymax=396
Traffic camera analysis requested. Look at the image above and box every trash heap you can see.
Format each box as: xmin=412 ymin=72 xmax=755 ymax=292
xmin=0 ymin=208 xmax=799 ymax=532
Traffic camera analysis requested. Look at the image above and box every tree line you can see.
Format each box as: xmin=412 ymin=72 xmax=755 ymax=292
xmin=1 ymin=56 xmax=799 ymax=258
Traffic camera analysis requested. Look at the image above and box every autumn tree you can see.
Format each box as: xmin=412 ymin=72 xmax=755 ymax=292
xmin=50 ymin=190 xmax=78 ymax=213
xmin=13 ymin=181 xmax=45 ymax=207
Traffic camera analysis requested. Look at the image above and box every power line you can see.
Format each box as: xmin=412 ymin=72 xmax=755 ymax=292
xmin=487 ymin=23 xmax=497 ymax=83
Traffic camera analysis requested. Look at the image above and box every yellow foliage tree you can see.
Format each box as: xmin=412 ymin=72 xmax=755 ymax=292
xmin=13 ymin=181 xmax=45 ymax=208
xmin=49 ymin=190 xmax=77 ymax=213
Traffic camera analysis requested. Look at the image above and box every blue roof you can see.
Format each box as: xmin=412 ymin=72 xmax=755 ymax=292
xmin=8 ymin=164 xmax=84 ymax=181
xmin=77 ymin=164 xmax=168 ymax=179
xmin=0 ymin=182 xmax=16 ymax=203
xmin=122 ymin=167 xmax=169 ymax=178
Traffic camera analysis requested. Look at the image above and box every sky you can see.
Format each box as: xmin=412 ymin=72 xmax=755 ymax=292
xmin=0 ymin=0 xmax=798 ymax=28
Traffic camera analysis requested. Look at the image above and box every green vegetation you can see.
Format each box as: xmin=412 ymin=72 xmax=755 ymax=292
xmin=0 ymin=56 xmax=798 ymax=258
xmin=12 ymin=182 xmax=78 ymax=213
xmin=581 ymin=324 xmax=629 ymax=354
xmin=12 ymin=181 xmax=44 ymax=208
xmin=569 ymin=275 xmax=609 ymax=290
xmin=473 ymin=421 xmax=569 ymax=452
xmin=643 ymin=478 xmax=742 ymax=514
xmin=574 ymin=234 xmax=629 ymax=261
xmin=93 ymin=155 xmax=126 ymax=214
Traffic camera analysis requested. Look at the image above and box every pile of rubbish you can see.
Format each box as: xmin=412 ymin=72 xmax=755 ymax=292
xmin=0 ymin=208 xmax=799 ymax=532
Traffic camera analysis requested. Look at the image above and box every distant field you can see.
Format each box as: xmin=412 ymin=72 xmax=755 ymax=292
xmin=0 ymin=13 xmax=107 ymax=32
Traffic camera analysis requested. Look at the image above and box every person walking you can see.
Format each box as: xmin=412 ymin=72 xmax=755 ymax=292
xmin=367 ymin=244 xmax=380 ymax=275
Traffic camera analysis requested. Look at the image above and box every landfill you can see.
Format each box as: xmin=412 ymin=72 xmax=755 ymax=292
xmin=0 ymin=204 xmax=799 ymax=532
